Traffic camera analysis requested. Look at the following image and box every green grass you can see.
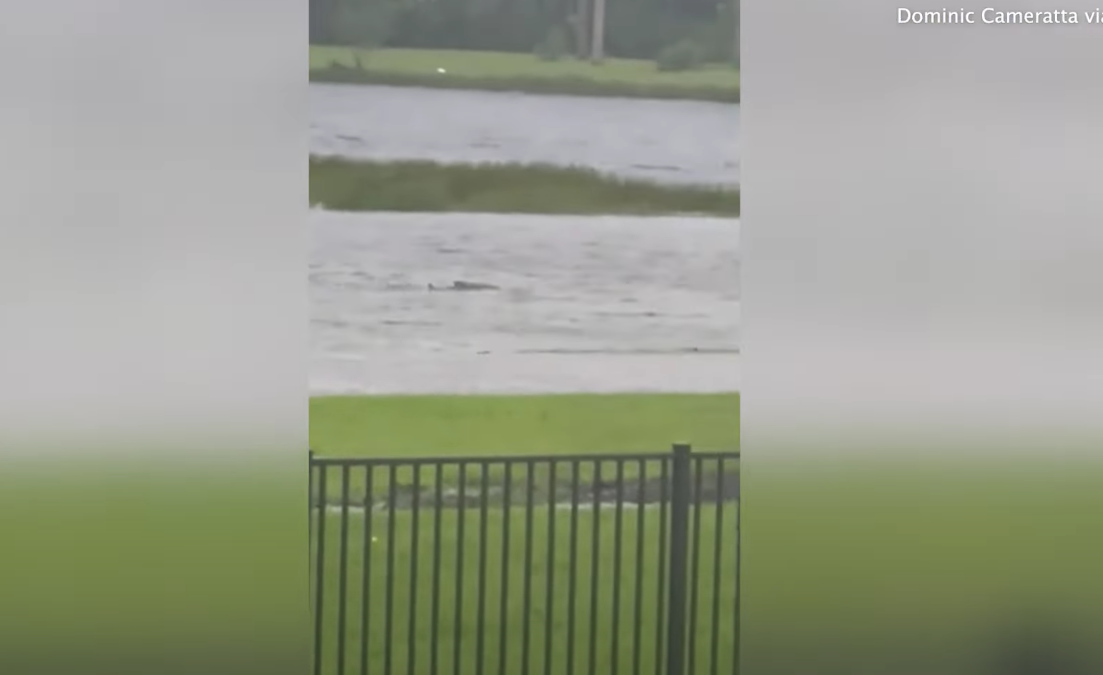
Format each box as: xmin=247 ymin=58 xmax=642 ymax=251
xmin=309 ymin=393 xmax=740 ymax=674
xmin=309 ymin=158 xmax=740 ymax=216
xmin=310 ymin=393 xmax=739 ymax=458
xmin=742 ymin=460 xmax=1103 ymax=673
xmin=309 ymin=392 xmax=740 ymax=503
xmin=310 ymin=46 xmax=740 ymax=103
xmin=313 ymin=506 xmax=738 ymax=675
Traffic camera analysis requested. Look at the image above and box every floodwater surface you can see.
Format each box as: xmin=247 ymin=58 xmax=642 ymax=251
xmin=311 ymin=211 xmax=739 ymax=394
xmin=310 ymin=83 xmax=740 ymax=186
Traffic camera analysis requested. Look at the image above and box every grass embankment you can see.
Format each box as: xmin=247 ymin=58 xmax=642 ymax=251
xmin=309 ymin=158 xmax=740 ymax=216
xmin=310 ymin=393 xmax=738 ymax=458
xmin=310 ymin=46 xmax=740 ymax=103
xmin=309 ymin=393 xmax=740 ymax=675
xmin=309 ymin=392 xmax=740 ymax=501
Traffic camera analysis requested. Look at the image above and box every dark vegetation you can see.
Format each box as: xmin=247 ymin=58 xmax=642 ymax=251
xmin=310 ymin=0 xmax=740 ymax=71
xmin=309 ymin=157 xmax=740 ymax=216
xmin=310 ymin=60 xmax=739 ymax=103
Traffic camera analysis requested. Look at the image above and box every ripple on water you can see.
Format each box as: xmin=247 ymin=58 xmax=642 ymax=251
xmin=311 ymin=211 xmax=740 ymax=394
xmin=310 ymin=83 xmax=740 ymax=186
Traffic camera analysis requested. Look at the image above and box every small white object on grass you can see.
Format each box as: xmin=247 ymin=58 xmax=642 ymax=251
xmin=372 ymin=536 xmax=379 ymax=543
xmin=436 ymin=67 xmax=446 ymax=74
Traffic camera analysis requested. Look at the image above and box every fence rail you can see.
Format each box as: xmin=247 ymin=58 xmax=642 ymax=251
xmin=309 ymin=444 xmax=740 ymax=675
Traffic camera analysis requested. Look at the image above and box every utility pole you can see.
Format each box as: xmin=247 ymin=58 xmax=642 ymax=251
xmin=575 ymin=0 xmax=591 ymax=60
xmin=590 ymin=0 xmax=606 ymax=63
xmin=732 ymin=0 xmax=740 ymax=65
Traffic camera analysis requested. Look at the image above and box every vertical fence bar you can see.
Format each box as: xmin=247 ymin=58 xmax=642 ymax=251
xmin=308 ymin=454 xmax=315 ymax=618
xmin=453 ymin=464 xmax=468 ymax=675
xmin=733 ymin=469 xmax=741 ymax=675
xmin=709 ymin=459 xmax=726 ymax=675
xmin=310 ymin=450 xmax=738 ymax=675
xmin=566 ymin=460 xmax=581 ymax=675
xmin=360 ymin=465 xmax=375 ymax=675
xmin=610 ymin=459 xmax=625 ymax=675
xmin=687 ymin=457 xmax=705 ymax=675
xmin=313 ymin=463 xmax=328 ymax=675
xmin=430 ymin=464 xmax=443 ymax=675
xmin=500 ymin=461 xmax=511 ymax=675
xmin=631 ymin=458 xmax=647 ymax=675
xmin=666 ymin=443 xmax=692 ymax=675
xmin=384 ymin=464 xmax=398 ymax=675
xmin=337 ymin=466 xmax=351 ymax=675
xmin=653 ymin=457 xmax=669 ymax=675
xmin=476 ymin=462 xmax=491 ymax=675
xmin=407 ymin=463 xmax=423 ymax=675
xmin=521 ymin=461 xmax=536 ymax=675
xmin=544 ymin=461 xmax=558 ymax=675
xmin=498 ymin=461 xmax=514 ymax=675
xmin=586 ymin=460 xmax=602 ymax=675
xmin=308 ymin=451 xmax=314 ymax=544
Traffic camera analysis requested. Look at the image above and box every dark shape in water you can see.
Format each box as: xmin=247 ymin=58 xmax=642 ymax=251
xmin=428 ymin=280 xmax=501 ymax=292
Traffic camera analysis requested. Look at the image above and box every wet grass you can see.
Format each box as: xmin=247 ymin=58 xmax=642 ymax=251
xmin=309 ymin=393 xmax=741 ymax=674
xmin=742 ymin=460 xmax=1103 ymax=673
xmin=312 ymin=505 xmax=738 ymax=675
xmin=310 ymin=46 xmax=740 ymax=103
xmin=309 ymin=158 xmax=740 ymax=216
xmin=309 ymin=393 xmax=740 ymax=458
xmin=309 ymin=392 xmax=740 ymax=509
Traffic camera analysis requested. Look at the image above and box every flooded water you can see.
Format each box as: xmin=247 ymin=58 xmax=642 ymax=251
xmin=310 ymin=83 xmax=740 ymax=186
xmin=310 ymin=211 xmax=739 ymax=394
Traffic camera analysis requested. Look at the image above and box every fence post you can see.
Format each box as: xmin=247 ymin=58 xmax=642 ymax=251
xmin=666 ymin=442 xmax=692 ymax=675
xmin=308 ymin=450 xmax=315 ymax=540
xmin=735 ymin=474 xmax=741 ymax=675
xmin=312 ymin=456 xmax=327 ymax=675
xmin=307 ymin=449 xmax=314 ymax=653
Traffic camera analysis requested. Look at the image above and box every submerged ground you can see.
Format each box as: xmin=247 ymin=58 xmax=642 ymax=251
xmin=309 ymin=158 xmax=739 ymax=216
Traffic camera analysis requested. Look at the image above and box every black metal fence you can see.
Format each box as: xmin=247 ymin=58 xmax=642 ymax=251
xmin=309 ymin=444 xmax=740 ymax=675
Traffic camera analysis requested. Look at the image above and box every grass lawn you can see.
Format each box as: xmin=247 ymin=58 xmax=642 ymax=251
xmin=313 ymin=506 xmax=737 ymax=675
xmin=309 ymin=158 xmax=740 ymax=216
xmin=309 ymin=393 xmax=740 ymax=675
xmin=309 ymin=393 xmax=739 ymax=458
xmin=310 ymin=46 xmax=740 ymax=103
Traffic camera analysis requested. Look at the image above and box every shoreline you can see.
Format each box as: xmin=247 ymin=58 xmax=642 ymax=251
xmin=310 ymin=352 xmax=741 ymax=397
xmin=310 ymin=66 xmax=740 ymax=103
xmin=310 ymin=46 xmax=740 ymax=104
